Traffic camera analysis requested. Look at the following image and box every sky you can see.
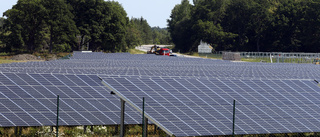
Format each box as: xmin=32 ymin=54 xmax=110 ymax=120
xmin=0 ymin=0 xmax=192 ymax=28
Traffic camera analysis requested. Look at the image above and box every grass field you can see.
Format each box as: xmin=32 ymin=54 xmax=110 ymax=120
xmin=2 ymin=126 xmax=318 ymax=137
xmin=0 ymin=125 xmax=167 ymax=136
xmin=0 ymin=55 xmax=24 ymax=64
xmin=128 ymin=48 xmax=146 ymax=54
xmin=0 ymin=52 xmax=72 ymax=64
xmin=184 ymin=53 xmax=314 ymax=64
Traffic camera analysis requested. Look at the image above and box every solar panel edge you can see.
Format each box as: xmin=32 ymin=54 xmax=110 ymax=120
xmin=101 ymin=78 xmax=175 ymax=136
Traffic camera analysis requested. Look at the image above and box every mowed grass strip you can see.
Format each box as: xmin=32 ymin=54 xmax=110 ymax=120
xmin=128 ymin=48 xmax=146 ymax=54
xmin=0 ymin=56 xmax=25 ymax=64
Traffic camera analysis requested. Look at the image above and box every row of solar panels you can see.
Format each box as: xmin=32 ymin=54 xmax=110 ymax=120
xmin=1 ymin=52 xmax=320 ymax=136
xmin=0 ymin=53 xmax=319 ymax=79
xmin=2 ymin=71 xmax=320 ymax=136
xmin=101 ymin=76 xmax=320 ymax=136
xmin=0 ymin=72 xmax=141 ymax=127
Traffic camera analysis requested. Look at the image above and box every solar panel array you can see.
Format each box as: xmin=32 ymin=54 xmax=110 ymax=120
xmin=0 ymin=72 xmax=141 ymax=126
xmin=1 ymin=52 xmax=320 ymax=136
xmin=102 ymin=77 xmax=320 ymax=136
xmin=0 ymin=52 xmax=319 ymax=79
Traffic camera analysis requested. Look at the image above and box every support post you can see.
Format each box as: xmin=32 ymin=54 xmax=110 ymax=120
xmin=144 ymin=117 xmax=148 ymax=137
xmin=154 ymin=124 xmax=157 ymax=134
xmin=14 ymin=127 xmax=18 ymax=136
xmin=84 ymin=125 xmax=87 ymax=133
xmin=56 ymin=95 xmax=59 ymax=137
xmin=233 ymin=100 xmax=236 ymax=137
xmin=19 ymin=127 xmax=22 ymax=136
xmin=91 ymin=126 xmax=93 ymax=132
xmin=142 ymin=97 xmax=145 ymax=137
xmin=120 ymin=98 xmax=125 ymax=137
xmin=115 ymin=125 xmax=118 ymax=134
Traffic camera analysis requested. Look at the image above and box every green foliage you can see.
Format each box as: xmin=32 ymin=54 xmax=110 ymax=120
xmin=0 ymin=0 xmax=170 ymax=53
xmin=101 ymin=1 xmax=129 ymax=52
xmin=130 ymin=18 xmax=153 ymax=44
xmin=53 ymin=43 xmax=72 ymax=53
xmin=126 ymin=18 xmax=172 ymax=49
xmin=2 ymin=0 xmax=46 ymax=52
xmin=167 ymin=0 xmax=193 ymax=52
xmin=126 ymin=22 xmax=142 ymax=48
xmin=128 ymin=48 xmax=146 ymax=54
xmin=152 ymin=27 xmax=172 ymax=45
xmin=0 ymin=18 xmax=4 ymax=27
xmin=0 ymin=0 xmax=131 ymax=53
xmin=169 ymin=0 xmax=320 ymax=53
xmin=42 ymin=0 xmax=78 ymax=53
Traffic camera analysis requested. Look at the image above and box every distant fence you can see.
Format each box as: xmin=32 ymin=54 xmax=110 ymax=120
xmin=199 ymin=52 xmax=320 ymax=63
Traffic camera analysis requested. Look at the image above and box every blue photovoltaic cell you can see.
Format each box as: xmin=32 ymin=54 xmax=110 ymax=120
xmin=102 ymin=76 xmax=320 ymax=136
xmin=0 ymin=52 xmax=319 ymax=80
xmin=0 ymin=73 xmax=140 ymax=127
xmin=2 ymin=112 xmax=28 ymax=126
xmin=0 ymin=114 xmax=15 ymax=127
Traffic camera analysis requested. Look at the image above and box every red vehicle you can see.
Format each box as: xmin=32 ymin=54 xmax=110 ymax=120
xmin=157 ymin=48 xmax=170 ymax=56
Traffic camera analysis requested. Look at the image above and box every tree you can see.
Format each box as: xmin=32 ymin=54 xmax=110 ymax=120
xmin=68 ymin=0 xmax=129 ymax=52
xmin=128 ymin=18 xmax=152 ymax=45
xmin=125 ymin=21 xmax=142 ymax=48
xmin=190 ymin=0 xmax=237 ymax=51
xmin=68 ymin=0 xmax=106 ymax=51
xmin=167 ymin=0 xmax=193 ymax=52
xmin=101 ymin=1 xmax=128 ymax=52
xmin=0 ymin=18 xmax=4 ymax=27
xmin=151 ymin=27 xmax=172 ymax=45
xmin=267 ymin=0 xmax=303 ymax=52
xmin=0 ymin=17 xmax=5 ymax=50
xmin=42 ymin=0 xmax=78 ymax=53
xmin=293 ymin=0 xmax=320 ymax=52
xmin=246 ymin=0 xmax=273 ymax=51
xmin=3 ymin=0 xmax=46 ymax=52
xmin=192 ymin=20 xmax=236 ymax=51
xmin=1 ymin=0 xmax=131 ymax=53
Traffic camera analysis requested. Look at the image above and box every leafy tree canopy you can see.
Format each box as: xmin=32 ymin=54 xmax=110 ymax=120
xmin=1 ymin=0 xmax=166 ymax=53
xmin=169 ymin=0 xmax=320 ymax=53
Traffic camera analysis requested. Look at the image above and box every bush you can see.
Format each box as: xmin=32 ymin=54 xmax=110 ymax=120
xmin=53 ymin=43 xmax=72 ymax=52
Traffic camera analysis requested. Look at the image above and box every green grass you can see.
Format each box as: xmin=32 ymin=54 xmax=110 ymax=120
xmin=241 ymin=57 xmax=313 ymax=64
xmin=128 ymin=48 xmax=146 ymax=54
xmin=179 ymin=52 xmax=314 ymax=64
xmin=181 ymin=52 xmax=223 ymax=59
xmin=0 ymin=59 xmax=24 ymax=64
xmin=0 ymin=55 xmax=24 ymax=64
xmin=2 ymin=126 xmax=319 ymax=137
xmin=241 ymin=58 xmax=270 ymax=62
xmin=0 ymin=52 xmax=72 ymax=64
xmin=0 ymin=125 xmax=166 ymax=136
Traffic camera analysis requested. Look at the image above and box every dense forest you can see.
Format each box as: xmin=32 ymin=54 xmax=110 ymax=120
xmin=0 ymin=0 xmax=171 ymax=53
xmin=169 ymin=0 xmax=320 ymax=53
xmin=2 ymin=0 xmax=320 ymax=54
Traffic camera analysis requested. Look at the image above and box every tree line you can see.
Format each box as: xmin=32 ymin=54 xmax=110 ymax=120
xmin=0 ymin=0 xmax=171 ymax=53
xmin=168 ymin=0 xmax=320 ymax=53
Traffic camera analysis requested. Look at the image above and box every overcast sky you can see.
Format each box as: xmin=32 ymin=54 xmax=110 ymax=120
xmin=0 ymin=0 xmax=192 ymax=28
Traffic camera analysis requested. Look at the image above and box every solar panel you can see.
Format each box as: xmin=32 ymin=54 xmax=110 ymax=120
xmin=0 ymin=73 xmax=141 ymax=127
xmin=1 ymin=52 xmax=320 ymax=136
xmin=102 ymin=76 xmax=320 ymax=136
xmin=0 ymin=52 xmax=320 ymax=80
